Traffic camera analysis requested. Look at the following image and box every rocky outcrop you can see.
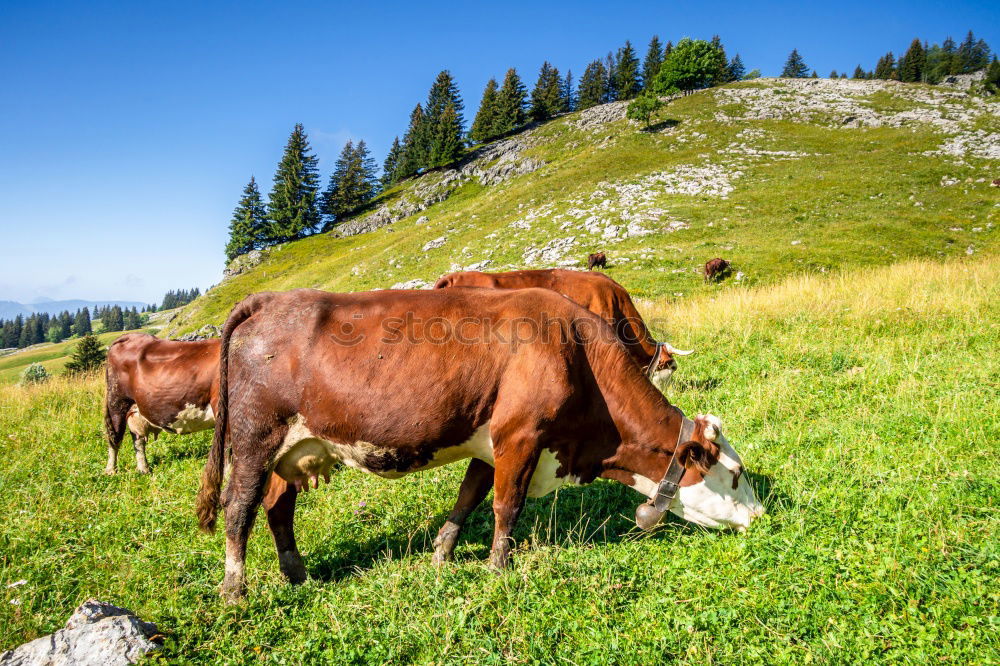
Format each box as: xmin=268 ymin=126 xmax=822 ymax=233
xmin=176 ymin=324 xmax=221 ymax=341
xmin=0 ymin=599 xmax=160 ymax=665
xmin=223 ymin=248 xmax=269 ymax=278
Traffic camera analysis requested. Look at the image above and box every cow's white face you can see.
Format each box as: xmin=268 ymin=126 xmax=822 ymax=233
xmin=670 ymin=415 xmax=763 ymax=530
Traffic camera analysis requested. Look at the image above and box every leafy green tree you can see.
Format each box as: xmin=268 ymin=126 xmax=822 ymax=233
xmin=46 ymin=324 xmax=62 ymax=344
xmin=614 ymin=41 xmax=641 ymax=100
xmin=470 ymin=78 xmax=500 ymax=143
xmin=225 ymin=176 xmax=268 ymax=262
xmin=577 ymin=60 xmax=609 ymax=109
xmin=781 ymin=49 xmax=809 ymax=78
xmin=529 ymin=61 xmax=563 ymax=121
xmin=745 ymin=68 xmax=761 ymax=79
xmin=898 ymin=39 xmax=926 ymax=83
xmin=641 ymin=35 xmax=664 ymax=90
xmin=626 ymin=93 xmax=663 ymax=129
xmin=495 ymin=68 xmax=527 ymax=135
xmin=653 ymin=38 xmax=727 ymax=94
xmin=64 ymin=334 xmax=106 ymax=375
xmin=561 ymin=70 xmax=575 ymax=112
xmin=874 ymin=52 xmax=897 ymax=80
xmin=728 ymin=54 xmax=746 ymax=82
xmin=381 ymin=136 xmax=403 ymax=188
xmin=397 ymin=104 xmax=428 ymax=179
xmin=424 ymin=71 xmax=465 ymax=167
xmin=73 ymin=307 xmax=91 ymax=336
xmin=20 ymin=362 xmax=49 ymax=385
xmin=266 ymin=123 xmax=321 ymax=243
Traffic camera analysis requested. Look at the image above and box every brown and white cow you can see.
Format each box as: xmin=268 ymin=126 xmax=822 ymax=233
xmin=433 ymin=268 xmax=692 ymax=390
xmin=104 ymin=334 xmax=220 ymax=474
xmin=587 ymin=252 xmax=607 ymax=270
xmin=196 ymin=288 xmax=762 ymax=601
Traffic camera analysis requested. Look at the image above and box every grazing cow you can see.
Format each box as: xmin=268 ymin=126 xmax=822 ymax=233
xmin=433 ymin=269 xmax=691 ymax=390
xmin=196 ymin=288 xmax=762 ymax=601
xmin=587 ymin=252 xmax=607 ymax=270
xmin=703 ymin=258 xmax=731 ymax=283
xmin=104 ymin=334 xmax=220 ymax=474
xmin=992 ymin=178 xmax=1000 ymax=188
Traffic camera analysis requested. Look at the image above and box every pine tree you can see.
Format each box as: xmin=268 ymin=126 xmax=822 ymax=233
xmin=711 ymin=35 xmax=731 ymax=83
xmin=829 ymin=69 xmax=839 ymax=79
xmin=578 ymin=60 xmax=609 ymax=110
xmin=529 ymin=62 xmax=564 ymax=121
xmin=604 ymin=52 xmax=618 ymax=101
xmin=108 ymin=306 xmax=124 ymax=332
xmin=956 ymin=30 xmax=990 ymax=73
xmin=781 ymin=49 xmax=809 ymax=78
xmin=852 ymin=64 xmax=866 ymax=79
xmin=321 ymin=140 xmax=353 ymax=224
xmin=898 ymin=39 xmax=926 ymax=83
xmin=494 ymin=68 xmax=527 ymax=135
xmin=397 ymin=104 xmax=429 ymax=179
xmin=663 ymin=41 xmax=674 ymax=60
xmin=614 ymin=41 xmax=641 ymax=100
xmin=424 ymin=71 xmax=465 ymax=168
xmin=874 ymin=52 xmax=897 ymax=80
xmin=641 ymin=36 xmax=665 ymax=91
xmin=811 ymin=70 xmax=819 ymax=78
xmin=266 ymin=123 xmax=321 ymax=243
xmin=73 ymin=307 xmax=91 ymax=336
xmin=18 ymin=320 xmax=31 ymax=348
xmin=841 ymin=72 xmax=847 ymax=79
xmin=561 ymin=70 xmax=575 ymax=112
xmin=322 ymin=140 xmax=378 ymax=228
xmin=469 ymin=78 xmax=500 ymax=143
xmin=985 ymin=56 xmax=1000 ymax=95
xmin=225 ymin=176 xmax=268 ymax=262
xmin=381 ymin=136 xmax=403 ymax=189
xmin=59 ymin=311 xmax=72 ymax=340
xmin=728 ymin=54 xmax=746 ymax=82
xmin=64 ymin=334 xmax=106 ymax=375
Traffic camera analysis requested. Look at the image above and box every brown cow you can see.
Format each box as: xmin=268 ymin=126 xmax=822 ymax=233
xmin=196 ymin=288 xmax=762 ymax=601
xmin=104 ymin=334 xmax=220 ymax=474
xmin=587 ymin=252 xmax=607 ymax=270
xmin=433 ymin=269 xmax=691 ymax=390
xmin=704 ymin=258 xmax=731 ymax=283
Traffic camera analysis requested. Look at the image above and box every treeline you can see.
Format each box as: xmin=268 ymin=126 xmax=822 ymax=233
xmin=783 ymin=30 xmax=996 ymax=85
xmin=2 ymin=309 xmax=92 ymax=349
xmin=93 ymin=305 xmax=143 ymax=332
xmin=224 ymin=34 xmax=752 ymax=263
xmin=158 ymin=288 xmax=200 ymax=311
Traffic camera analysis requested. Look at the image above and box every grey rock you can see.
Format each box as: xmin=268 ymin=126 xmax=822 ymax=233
xmin=390 ymin=279 xmax=432 ymax=290
xmin=223 ymin=249 xmax=268 ymax=278
xmin=0 ymin=599 xmax=159 ymax=665
xmin=176 ymin=324 xmax=221 ymax=341
xmin=422 ymin=236 xmax=447 ymax=252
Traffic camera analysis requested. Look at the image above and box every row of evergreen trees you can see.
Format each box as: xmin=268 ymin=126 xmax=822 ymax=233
xmin=783 ymin=31 xmax=994 ymax=83
xmin=1 ymin=308 xmax=93 ymax=349
xmin=158 ymin=288 xmax=201 ymax=311
xmin=93 ymin=305 xmax=143 ymax=332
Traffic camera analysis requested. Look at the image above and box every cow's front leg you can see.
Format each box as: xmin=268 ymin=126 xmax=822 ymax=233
xmin=263 ymin=474 xmax=307 ymax=583
xmin=432 ymin=458 xmax=494 ymax=565
xmin=489 ymin=443 xmax=541 ymax=570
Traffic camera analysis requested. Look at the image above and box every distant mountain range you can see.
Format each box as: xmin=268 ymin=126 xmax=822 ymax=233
xmin=0 ymin=299 xmax=150 ymax=321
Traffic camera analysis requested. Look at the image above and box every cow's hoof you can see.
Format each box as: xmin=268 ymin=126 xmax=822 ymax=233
xmin=431 ymin=548 xmax=453 ymax=566
xmin=278 ymin=551 xmax=307 ymax=584
xmin=137 ymin=467 xmax=150 ymax=475
xmin=220 ymin=582 xmax=245 ymax=604
xmin=103 ymin=468 xmax=116 ymax=476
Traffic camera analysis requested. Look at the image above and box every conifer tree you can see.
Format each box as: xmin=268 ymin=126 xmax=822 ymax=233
xmin=424 ymin=71 xmax=465 ymax=167
xmin=985 ymin=56 xmax=1000 ymax=95
xmin=225 ymin=176 xmax=268 ymax=262
xmin=641 ymin=36 xmax=665 ymax=90
xmin=711 ymin=35 xmax=731 ymax=83
xmin=841 ymin=72 xmax=847 ymax=79
xmin=728 ymin=54 xmax=746 ymax=82
xmin=811 ymin=70 xmax=818 ymax=78
xmin=874 ymin=52 xmax=897 ymax=80
xmin=577 ymin=60 xmax=609 ymax=110
xmin=73 ymin=307 xmax=91 ymax=336
xmin=266 ymin=123 xmax=321 ymax=243
xmin=322 ymin=140 xmax=378 ymax=228
xmin=495 ymin=68 xmax=528 ymax=135
xmin=529 ymin=61 xmax=564 ymax=121
xmin=957 ymin=30 xmax=990 ymax=73
xmin=18 ymin=321 xmax=31 ymax=348
xmin=852 ymin=64 xmax=866 ymax=79
xmin=781 ymin=49 xmax=810 ymax=78
xmin=829 ymin=69 xmax=839 ymax=79
xmin=381 ymin=136 xmax=403 ymax=188
xmin=561 ymin=70 xmax=575 ymax=112
xmin=604 ymin=52 xmax=618 ymax=101
xmin=109 ymin=306 xmax=124 ymax=332
xmin=59 ymin=311 xmax=72 ymax=340
xmin=469 ymin=78 xmax=500 ymax=143
xmin=898 ymin=39 xmax=926 ymax=83
xmin=64 ymin=334 xmax=106 ymax=375
xmin=614 ymin=41 xmax=641 ymax=100
xmin=663 ymin=40 xmax=673 ymax=60
xmin=397 ymin=104 xmax=429 ymax=179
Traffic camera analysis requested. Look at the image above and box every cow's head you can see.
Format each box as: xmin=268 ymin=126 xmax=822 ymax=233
xmin=633 ymin=414 xmax=763 ymax=531
xmin=649 ymin=342 xmax=693 ymax=391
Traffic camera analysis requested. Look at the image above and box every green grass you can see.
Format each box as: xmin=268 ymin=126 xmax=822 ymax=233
xmin=167 ymin=79 xmax=999 ymax=338
xmin=1 ymin=256 xmax=996 ymax=663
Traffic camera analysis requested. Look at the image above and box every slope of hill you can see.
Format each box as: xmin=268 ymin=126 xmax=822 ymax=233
xmin=166 ymin=77 xmax=998 ymax=336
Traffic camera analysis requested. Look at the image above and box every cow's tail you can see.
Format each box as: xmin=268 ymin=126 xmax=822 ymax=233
xmin=432 ymin=274 xmax=454 ymax=289
xmin=103 ymin=344 xmax=132 ymax=451
xmin=196 ymin=294 xmax=267 ymax=533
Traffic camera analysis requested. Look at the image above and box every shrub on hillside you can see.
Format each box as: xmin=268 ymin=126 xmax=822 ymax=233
xmin=20 ymin=362 xmax=49 ymax=385
xmin=626 ymin=94 xmax=664 ymax=129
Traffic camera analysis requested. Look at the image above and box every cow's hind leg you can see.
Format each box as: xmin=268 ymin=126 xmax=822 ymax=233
xmin=488 ymin=440 xmax=541 ymax=570
xmin=263 ymin=475 xmax=307 ymax=584
xmin=132 ymin=432 xmax=150 ymax=475
xmin=432 ymin=458 xmax=494 ymax=565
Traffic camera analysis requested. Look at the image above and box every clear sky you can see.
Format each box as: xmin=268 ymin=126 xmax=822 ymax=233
xmin=1 ymin=0 xmax=997 ymax=304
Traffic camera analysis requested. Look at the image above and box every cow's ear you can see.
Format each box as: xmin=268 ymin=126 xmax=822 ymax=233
xmin=678 ymin=441 xmax=712 ymax=475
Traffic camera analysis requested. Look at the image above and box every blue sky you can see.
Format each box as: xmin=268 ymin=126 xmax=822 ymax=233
xmin=1 ymin=0 xmax=997 ymax=304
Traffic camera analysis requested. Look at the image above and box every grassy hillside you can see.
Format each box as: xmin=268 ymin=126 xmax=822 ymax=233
xmin=1 ymin=255 xmax=996 ymax=662
xmin=167 ymin=78 xmax=998 ymax=336
xmin=0 ymin=329 xmax=156 ymax=385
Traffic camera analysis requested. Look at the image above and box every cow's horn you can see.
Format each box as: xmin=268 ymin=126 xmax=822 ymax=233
xmin=635 ymin=501 xmax=665 ymax=531
xmin=664 ymin=342 xmax=694 ymax=356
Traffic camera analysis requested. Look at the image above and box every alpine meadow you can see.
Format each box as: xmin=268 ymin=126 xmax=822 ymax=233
xmin=1 ymin=12 xmax=999 ymax=665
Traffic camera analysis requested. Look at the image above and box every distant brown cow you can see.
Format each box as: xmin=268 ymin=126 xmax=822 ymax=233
xmin=104 ymin=334 xmax=220 ymax=474
xmin=433 ymin=268 xmax=692 ymax=390
xmin=587 ymin=252 xmax=607 ymax=270
xmin=992 ymin=178 xmax=1000 ymax=188
xmin=704 ymin=258 xmax=731 ymax=283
